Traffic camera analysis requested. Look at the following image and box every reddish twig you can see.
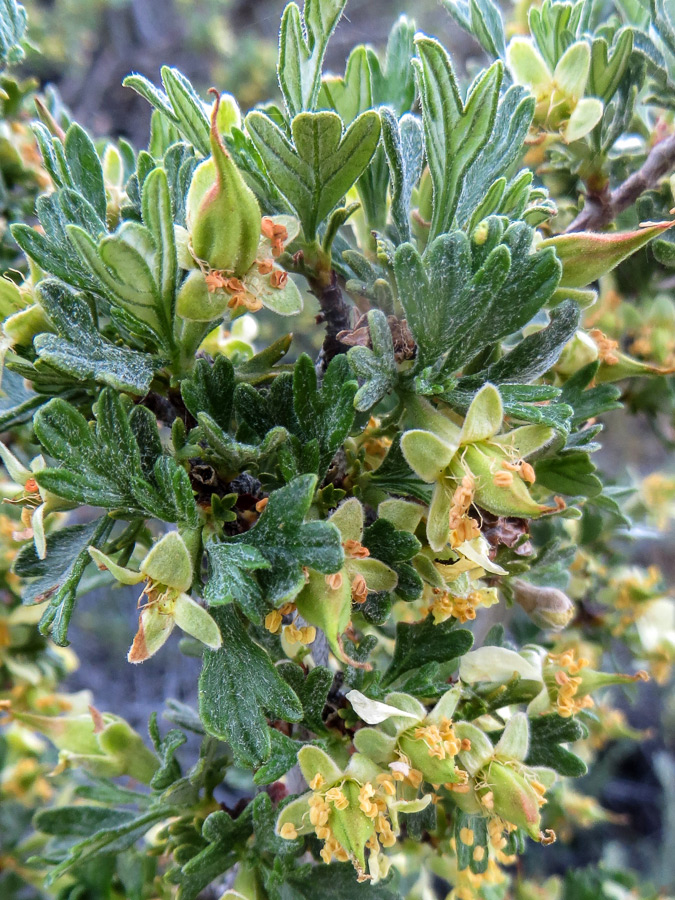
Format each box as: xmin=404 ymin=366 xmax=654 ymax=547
xmin=566 ymin=132 xmax=675 ymax=232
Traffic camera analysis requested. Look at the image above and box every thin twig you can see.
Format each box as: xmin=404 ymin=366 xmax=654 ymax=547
xmin=566 ymin=132 xmax=675 ymax=232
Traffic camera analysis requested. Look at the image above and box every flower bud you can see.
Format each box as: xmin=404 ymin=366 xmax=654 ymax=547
xmin=212 ymin=91 xmax=241 ymax=136
xmin=3 ymin=303 xmax=52 ymax=347
xmin=186 ymin=90 xmax=261 ymax=276
xmin=512 ymin=579 xmax=575 ymax=631
xmin=294 ymin=568 xmax=352 ymax=665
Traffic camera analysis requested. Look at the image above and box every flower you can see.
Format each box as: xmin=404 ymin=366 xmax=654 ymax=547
xmin=88 ymin=532 xmax=221 ymax=663
xmin=294 ymin=498 xmax=397 ymax=664
xmin=454 ymin=713 xmax=556 ymax=842
xmin=401 ymin=384 xmax=553 ymax=552
xmin=0 ymin=441 xmax=73 ymax=559
xmin=350 ymin=686 xmax=466 ymax=786
xmin=276 ymin=745 xmax=430 ymax=881
xmin=186 ymin=90 xmax=261 ymax=278
xmin=507 ymin=38 xmax=603 ymax=142
xmin=3 ymin=703 xmax=159 ymax=783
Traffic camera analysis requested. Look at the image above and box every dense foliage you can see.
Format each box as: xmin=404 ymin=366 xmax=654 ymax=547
xmin=0 ymin=0 xmax=674 ymax=897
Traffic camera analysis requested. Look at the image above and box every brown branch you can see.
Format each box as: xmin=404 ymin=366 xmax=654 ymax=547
xmin=566 ymin=132 xmax=675 ymax=232
xmin=310 ymin=269 xmax=353 ymax=371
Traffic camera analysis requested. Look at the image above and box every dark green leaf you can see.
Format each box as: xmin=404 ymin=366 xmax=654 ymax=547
xmin=253 ymin=728 xmax=304 ymax=784
xmin=34 ymin=280 xmax=158 ymax=395
xmin=383 ymin=615 xmax=473 ymax=686
xmin=414 ymin=37 xmax=501 ymax=239
xmin=230 ymin=474 xmax=343 ymax=605
xmin=526 ymin=713 xmax=588 ymax=776
xmin=277 ymin=661 xmax=334 ymax=735
xmin=199 ymin=607 xmax=303 ymax=766
xmin=293 ymin=353 xmax=357 ymax=475
xmin=35 ymin=806 xmax=135 ymax=839
xmin=181 ymin=356 xmax=235 ymax=432
xmin=205 ymin=542 xmax=271 ymax=624
xmin=13 ymin=517 xmax=112 ymax=646
xmin=535 ymin=451 xmax=602 ymax=498
xmin=64 ymin=124 xmax=107 ymax=222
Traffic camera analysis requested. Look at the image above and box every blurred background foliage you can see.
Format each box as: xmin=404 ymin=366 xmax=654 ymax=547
xmin=17 ymin=0 xmax=473 ymax=144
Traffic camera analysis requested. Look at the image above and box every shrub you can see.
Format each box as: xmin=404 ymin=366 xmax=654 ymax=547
xmin=0 ymin=0 xmax=674 ymax=897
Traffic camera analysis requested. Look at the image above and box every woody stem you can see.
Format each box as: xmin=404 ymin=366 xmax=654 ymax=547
xmin=566 ymin=132 xmax=675 ymax=232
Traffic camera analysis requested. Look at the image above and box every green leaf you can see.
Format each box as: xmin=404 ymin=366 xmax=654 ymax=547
xmin=394 ymin=223 xmax=561 ymax=372
xmin=0 ymin=369 xmax=47 ymax=430
xmin=34 ymin=280 xmax=158 ymax=396
xmin=181 ymin=356 xmax=235 ymax=432
xmin=348 ymin=309 xmax=399 ymax=411
xmin=456 ymin=301 xmax=580 ymax=389
xmin=253 ymin=728 xmax=304 ymax=784
xmin=34 ymin=394 xmax=142 ymax=510
xmin=33 ymin=390 xmax=198 ymax=524
xmin=205 ymin=542 xmax=271 ymax=624
xmin=413 ymin=37 xmax=502 ymax=239
xmin=197 ymin=414 xmax=288 ymax=473
xmin=383 ymin=615 xmax=473 ymax=686
xmin=278 ymin=0 xmax=348 ymax=116
xmin=64 ymin=124 xmax=107 ymax=223
xmin=148 ymin=714 xmax=185 ymax=791
xmin=246 ymin=109 xmax=381 ymax=240
xmin=230 ymin=474 xmax=344 ymax=605
xmin=278 ymin=661 xmax=334 ymax=735
xmin=142 ymin=167 xmax=178 ymax=327
xmin=34 ymin=806 xmax=135 ymax=838
xmin=173 ymin=806 xmax=254 ymax=900
xmin=199 ymin=607 xmax=303 ymax=766
xmin=455 ymin=85 xmax=535 ymax=227
xmin=535 ymin=450 xmax=602 ymax=498
xmin=12 ymin=189 xmax=105 ymax=292
xmin=381 ymin=109 xmax=425 ymax=243
xmin=67 ymin=224 xmax=164 ymax=345
xmin=589 ymin=30 xmax=634 ymax=101
xmin=124 ymin=67 xmax=211 ymax=157
xmin=0 ymin=0 xmax=27 ymax=67
xmin=362 ymin=517 xmax=423 ymax=602
xmin=442 ymin=0 xmax=506 ymax=59
xmin=320 ymin=44 xmax=375 ymax=125
xmin=13 ymin=517 xmax=113 ymax=646
xmin=559 ymin=361 xmax=622 ymax=425
xmin=285 ymin=862 xmax=402 ymax=899
xmin=41 ymin=807 xmax=175 ymax=886
xmin=293 ymin=353 xmax=357 ymax=474
xmin=160 ymin=66 xmax=211 ymax=155
xmin=526 ymin=713 xmax=588 ymax=776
